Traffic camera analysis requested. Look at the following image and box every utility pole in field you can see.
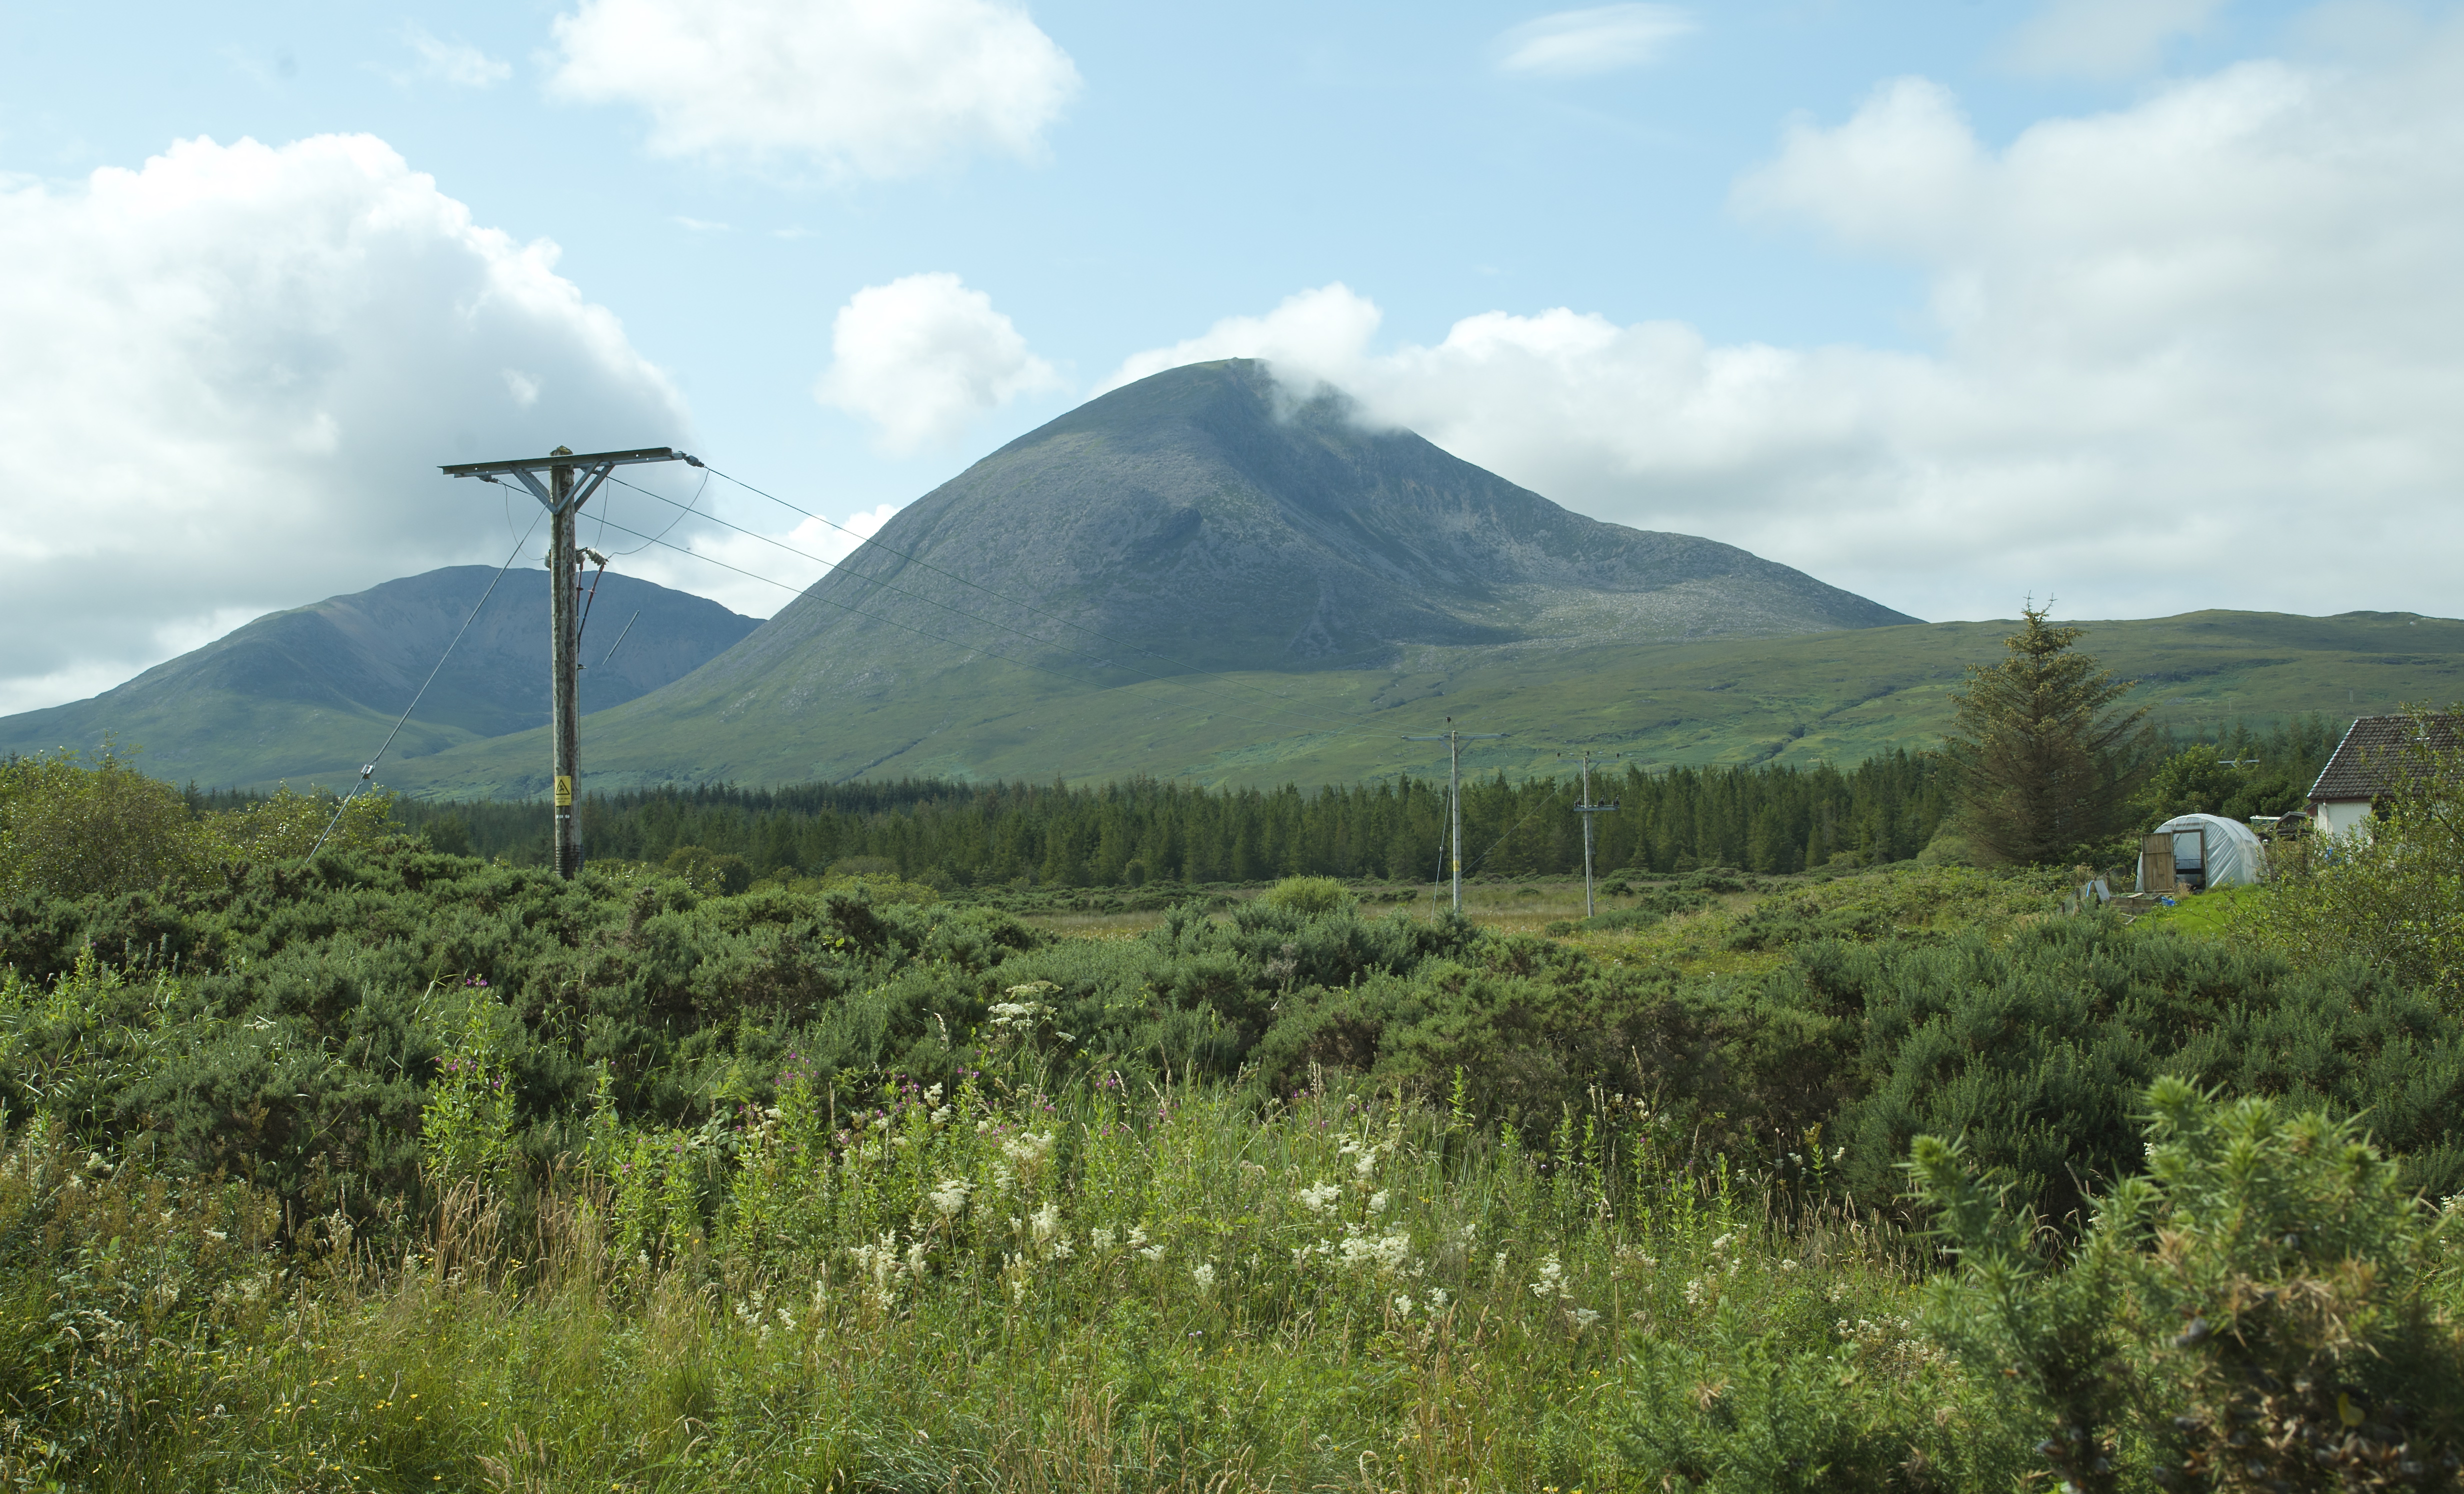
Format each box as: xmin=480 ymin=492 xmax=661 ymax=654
xmin=438 ymin=445 xmax=698 ymax=878
xmin=1566 ymin=748 xmax=1622 ymax=919
xmin=1404 ymin=718 xmax=1504 ymax=913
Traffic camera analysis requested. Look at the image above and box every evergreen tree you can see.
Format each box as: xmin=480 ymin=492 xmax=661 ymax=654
xmin=1943 ymin=604 xmax=2154 ymax=866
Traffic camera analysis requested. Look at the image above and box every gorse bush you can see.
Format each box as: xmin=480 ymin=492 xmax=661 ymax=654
xmin=1910 ymin=1076 xmax=2464 ymax=1492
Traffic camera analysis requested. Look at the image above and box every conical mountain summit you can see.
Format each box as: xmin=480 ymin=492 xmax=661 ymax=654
xmin=384 ymin=359 xmax=1916 ymax=792
xmin=705 ymin=358 xmax=1909 ymax=687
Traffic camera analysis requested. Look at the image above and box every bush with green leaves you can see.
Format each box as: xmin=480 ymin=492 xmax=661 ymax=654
xmin=0 ymin=745 xmax=394 ymax=903
xmin=1910 ymin=1076 xmax=2464 ymax=1491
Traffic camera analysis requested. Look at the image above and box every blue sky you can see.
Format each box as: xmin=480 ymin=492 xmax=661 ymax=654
xmin=4 ymin=0 xmax=2460 ymax=715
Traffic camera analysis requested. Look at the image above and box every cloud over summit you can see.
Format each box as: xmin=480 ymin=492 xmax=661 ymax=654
xmin=1111 ymin=32 xmax=2464 ymax=624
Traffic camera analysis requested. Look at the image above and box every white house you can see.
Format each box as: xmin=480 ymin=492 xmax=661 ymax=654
xmin=2306 ymin=712 xmax=2462 ymax=836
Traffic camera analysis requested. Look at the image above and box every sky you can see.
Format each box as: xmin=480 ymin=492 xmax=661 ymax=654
xmin=4 ymin=0 xmax=2462 ymax=716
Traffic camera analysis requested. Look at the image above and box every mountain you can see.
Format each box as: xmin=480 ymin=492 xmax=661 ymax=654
xmin=0 ymin=566 xmax=756 ymax=790
xmin=381 ymin=360 xmax=1922 ymax=793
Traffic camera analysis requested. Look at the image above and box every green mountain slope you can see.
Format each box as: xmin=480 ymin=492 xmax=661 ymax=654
xmin=0 ymin=567 xmax=756 ymax=790
xmin=378 ymin=606 xmax=2464 ymax=795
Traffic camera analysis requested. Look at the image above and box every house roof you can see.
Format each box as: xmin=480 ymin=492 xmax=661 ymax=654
xmin=2308 ymin=712 xmax=2464 ymax=802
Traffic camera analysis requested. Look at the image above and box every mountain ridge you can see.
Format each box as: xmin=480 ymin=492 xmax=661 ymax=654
xmin=0 ymin=566 xmax=756 ymax=788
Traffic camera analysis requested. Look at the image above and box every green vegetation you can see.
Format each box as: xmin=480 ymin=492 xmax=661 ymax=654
xmin=1 ymin=744 xmax=392 ymax=902
xmin=2247 ymin=704 xmax=2464 ymax=1010
xmin=7 ymin=738 xmax=2464 ymax=1489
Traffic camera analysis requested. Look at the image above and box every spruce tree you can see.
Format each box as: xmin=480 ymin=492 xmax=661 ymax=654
xmin=1944 ymin=604 xmax=2154 ymax=865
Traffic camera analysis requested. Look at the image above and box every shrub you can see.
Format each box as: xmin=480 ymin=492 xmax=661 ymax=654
xmin=1260 ymin=874 xmax=1353 ymax=915
xmin=1910 ymin=1076 xmax=2464 ymax=1492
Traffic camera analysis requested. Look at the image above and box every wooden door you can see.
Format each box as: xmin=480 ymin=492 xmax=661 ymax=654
xmin=2141 ymin=834 xmax=2176 ymax=892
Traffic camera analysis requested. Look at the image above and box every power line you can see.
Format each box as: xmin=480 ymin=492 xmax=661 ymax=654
xmin=598 ymin=474 xmax=1390 ymax=742
xmin=680 ymin=464 xmax=1400 ymax=731
xmin=306 ymin=508 xmax=544 ymax=860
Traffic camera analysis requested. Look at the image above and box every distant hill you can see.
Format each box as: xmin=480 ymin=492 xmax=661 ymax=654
xmin=0 ymin=567 xmax=756 ymax=790
xmin=381 ymin=360 xmax=1924 ymax=794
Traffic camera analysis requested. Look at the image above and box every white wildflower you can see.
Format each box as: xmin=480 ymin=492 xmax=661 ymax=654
xmin=924 ymin=1083 xmax=944 ymax=1105
xmin=930 ymin=1106 xmax=954 ymax=1125
xmin=1684 ymin=1278 xmax=1708 ymax=1308
xmin=1002 ymin=1130 xmax=1056 ymax=1175
xmin=1126 ymin=1224 xmax=1149 ymax=1250
xmin=1529 ymin=1254 xmax=1568 ymax=1300
xmin=1336 ymin=1224 xmax=1413 ymax=1274
xmin=1192 ymin=1262 xmax=1216 ymax=1292
xmin=1570 ymin=1307 xmax=1602 ymax=1330
xmin=1030 ymin=1202 xmax=1062 ymax=1245
xmin=927 ymin=1178 xmax=973 ymax=1218
xmin=1368 ymin=1190 xmax=1390 ymax=1214
xmin=1298 ymin=1182 xmax=1342 ymax=1215
xmin=1091 ymin=1226 xmax=1117 ymax=1252
xmin=1428 ymin=1287 xmax=1448 ymax=1311
xmin=1779 ymin=1258 xmax=1800 ymax=1272
xmin=1394 ymin=1294 xmax=1414 ymax=1317
xmin=1709 ymin=1231 xmax=1736 ymax=1254
xmin=204 ymin=1228 xmax=228 ymax=1243
xmin=906 ymin=1240 xmax=928 ymax=1277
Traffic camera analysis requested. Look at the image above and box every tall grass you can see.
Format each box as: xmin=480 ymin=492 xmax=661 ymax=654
xmin=2 ymin=1062 xmax=1997 ymax=1492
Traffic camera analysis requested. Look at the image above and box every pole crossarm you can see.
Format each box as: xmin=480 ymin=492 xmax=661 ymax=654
xmin=440 ymin=447 xmax=698 ymax=516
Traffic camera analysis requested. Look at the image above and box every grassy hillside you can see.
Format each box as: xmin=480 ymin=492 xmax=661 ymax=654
xmin=0 ymin=566 xmax=756 ymax=791
xmin=374 ymin=607 xmax=2464 ymax=797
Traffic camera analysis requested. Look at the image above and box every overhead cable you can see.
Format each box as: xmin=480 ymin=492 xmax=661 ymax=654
xmin=305 ymin=507 xmax=544 ymax=860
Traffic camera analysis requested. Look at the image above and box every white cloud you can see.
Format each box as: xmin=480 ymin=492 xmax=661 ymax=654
xmin=1102 ymin=284 xmax=1386 ymax=396
xmin=0 ymin=134 xmax=693 ymax=716
xmin=546 ymin=0 xmax=1080 ymax=178
xmin=1104 ymin=33 xmax=2464 ymax=624
xmin=816 ymin=273 xmax=1060 ymax=454
xmin=2004 ymin=0 xmax=2226 ymax=79
xmin=400 ymin=24 xmax=511 ymax=88
xmin=1494 ymin=4 xmax=1696 ymax=78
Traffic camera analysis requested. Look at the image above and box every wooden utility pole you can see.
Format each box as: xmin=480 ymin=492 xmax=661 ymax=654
xmin=1569 ymin=749 xmax=1622 ymax=918
xmin=1405 ymin=718 xmax=1504 ymax=913
xmin=548 ymin=455 xmax=580 ymax=875
xmin=440 ymin=444 xmax=698 ymax=878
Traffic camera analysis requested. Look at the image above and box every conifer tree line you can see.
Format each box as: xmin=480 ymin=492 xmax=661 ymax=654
xmin=166 ymin=709 xmax=2342 ymax=888
xmin=378 ymin=753 xmax=1956 ymax=885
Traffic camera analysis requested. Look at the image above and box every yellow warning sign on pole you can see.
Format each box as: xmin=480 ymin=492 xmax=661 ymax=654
xmin=554 ymin=776 xmax=574 ymax=806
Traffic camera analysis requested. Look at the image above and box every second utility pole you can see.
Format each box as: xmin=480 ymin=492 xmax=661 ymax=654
xmin=1406 ymin=718 xmax=1504 ymax=913
xmin=1570 ymin=748 xmax=1622 ymax=919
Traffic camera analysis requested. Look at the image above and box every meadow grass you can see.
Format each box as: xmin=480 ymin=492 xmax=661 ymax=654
xmin=2 ymin=1065 xmax=1996 ymax=1492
